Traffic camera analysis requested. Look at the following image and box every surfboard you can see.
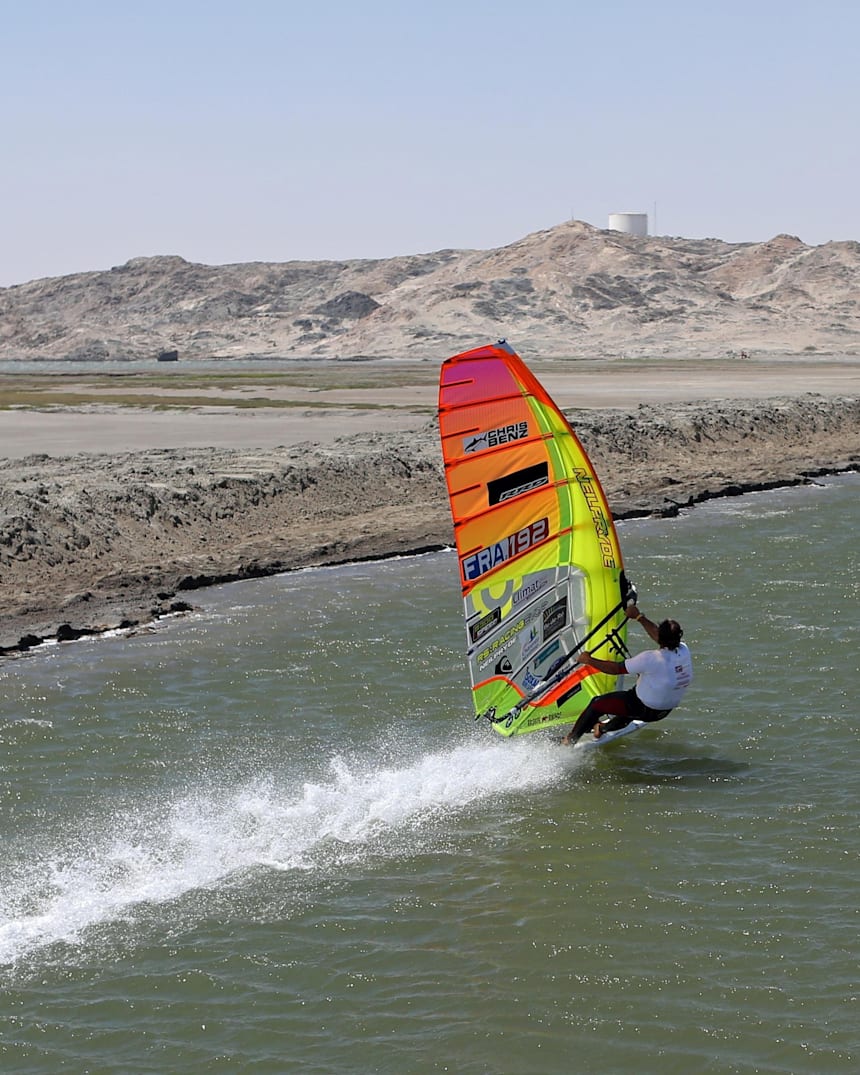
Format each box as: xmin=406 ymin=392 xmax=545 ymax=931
xmin=577 ymin=719 xmax=646 ymax=749
xmin=550 ymin=719 xmax=646 ymax=749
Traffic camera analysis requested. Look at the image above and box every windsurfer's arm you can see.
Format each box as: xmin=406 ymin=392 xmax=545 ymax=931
xmin=626 ymin=605 xmax=660 ymax=643
xmin=575 ymin=652 xmax=627 ymax=675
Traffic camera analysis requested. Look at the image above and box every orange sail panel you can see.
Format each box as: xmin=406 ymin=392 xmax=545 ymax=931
xmin=438 ymin=342 xmax=632 ymax=736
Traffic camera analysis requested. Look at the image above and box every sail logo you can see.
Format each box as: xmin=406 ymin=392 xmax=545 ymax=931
xmin=522 ymin=669 xmax=542 ymax=692
xmin=461 ymin=518 xmax=549 ymax=582
xmin=488 ymin=462 xmax=549 ymax=506
xmin=512 ymin=573 xmax=551 ymax=609
xmin=521 ymin=623 xmax=542 ymax=662
xmin=513 ymin=578 xmax=543 ymax=604
xmin=533 ymin=639 xmax=560 ymax=668
xmin=476 ymin=618 xmax=526 ymax=670
xmin=463 ymin=421 xmax=528 ymax=454
xmin=542 ymin=596 xmax=568 ymax=639
xmin=469 ymin=607 xmax=501 ymax=644
xmin=573 ymin=468 xmax=617 ymax=568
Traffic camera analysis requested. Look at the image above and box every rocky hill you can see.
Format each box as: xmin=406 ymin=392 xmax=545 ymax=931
xmin=2 ymin=221 xmax=860 ymax=361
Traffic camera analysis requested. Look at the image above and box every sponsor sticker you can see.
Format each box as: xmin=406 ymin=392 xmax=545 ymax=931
xmin=487 ymin=462 xmax=549 ymax=506
xmin=512 ymin=575 xmax=549 ymax=607
xmin=534 ymin=639 xmax=561 ymax=667
xmin=521 ymin=623 xmax=541 ymax=662
xmin=556 ymin=681 xmax=583 ymax=707
xmin=469 ymin=607 xmax=501 ymax=644
xmin=523 ymin=712 xmax=557 ymax=728
xmin=522 ymin=670 xmax=542 ymax=691
xmin=476 ymin=617 xmax=526 ymax=670
xmin=542 ymin=596 xmax=568 ymax=639
xmin=463 ymin=421 xmax=529 ymax=455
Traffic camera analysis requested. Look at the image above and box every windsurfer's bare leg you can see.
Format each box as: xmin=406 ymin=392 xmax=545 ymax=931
xmin=562 ymin=690 xmax=635 ymax=744
xmin=598 ymin=713 xmax=634 ymax=735
xmin=561 ymin=702 xmax=600 ymax=744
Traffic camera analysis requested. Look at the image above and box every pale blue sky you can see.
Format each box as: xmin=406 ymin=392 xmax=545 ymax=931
xmin=2 ymin=0 xmax=857 ymax=286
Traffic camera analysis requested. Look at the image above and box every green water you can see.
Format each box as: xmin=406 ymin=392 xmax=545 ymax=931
xmin=1 ymin=476 xmax=858 ymax=1074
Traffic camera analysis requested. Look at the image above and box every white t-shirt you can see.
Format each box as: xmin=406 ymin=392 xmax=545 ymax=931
xmin=625 ymin=643 xmax=693 ymax=711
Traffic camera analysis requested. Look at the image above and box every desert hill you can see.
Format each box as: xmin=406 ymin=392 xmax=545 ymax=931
xmin=2 ymin=220 xmax=860 ymax=361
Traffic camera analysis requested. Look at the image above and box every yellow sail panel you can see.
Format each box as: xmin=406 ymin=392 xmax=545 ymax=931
xmin=438 ymin=342 xmax=632 ymax=737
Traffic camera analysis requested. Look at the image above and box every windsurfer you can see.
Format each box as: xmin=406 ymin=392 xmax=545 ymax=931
xmin=560 ymin=607 xmax=693 ymax=745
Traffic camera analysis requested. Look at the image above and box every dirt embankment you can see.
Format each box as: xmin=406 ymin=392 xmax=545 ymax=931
xmin=1 ymin=394 xmax=858 ymax=654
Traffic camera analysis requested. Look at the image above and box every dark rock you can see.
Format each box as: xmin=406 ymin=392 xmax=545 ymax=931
xmin=312 ymin=291 xmax=380 ymax=320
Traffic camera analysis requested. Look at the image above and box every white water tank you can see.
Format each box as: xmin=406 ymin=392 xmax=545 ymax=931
xmin=608 ymin=212 xmax=648 ymax=237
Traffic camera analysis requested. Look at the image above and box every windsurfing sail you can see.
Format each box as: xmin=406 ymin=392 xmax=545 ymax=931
xmin=438 ymin=341 xmax=634 ymax=737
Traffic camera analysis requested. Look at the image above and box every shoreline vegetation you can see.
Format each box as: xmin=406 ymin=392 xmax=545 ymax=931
xmin=1 ymin=361 xmax=858 ymax=657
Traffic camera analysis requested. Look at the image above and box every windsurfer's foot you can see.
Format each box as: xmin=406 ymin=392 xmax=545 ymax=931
xmin=593 ymin=723 xmax=605 ymax=739
xmin=560 ymin=734 xmax=577 ymax=746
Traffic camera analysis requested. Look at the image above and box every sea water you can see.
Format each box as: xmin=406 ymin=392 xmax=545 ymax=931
xmin=1 ymin=475 xmax=857 ymax=1074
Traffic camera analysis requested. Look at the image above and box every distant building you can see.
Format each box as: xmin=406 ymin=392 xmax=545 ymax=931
xmin=608 ymin=212 xmax=648 ymax=237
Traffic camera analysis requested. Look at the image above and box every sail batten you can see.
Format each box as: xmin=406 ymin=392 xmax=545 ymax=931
xmin=438 ymin=342 xmax=632 ymax=737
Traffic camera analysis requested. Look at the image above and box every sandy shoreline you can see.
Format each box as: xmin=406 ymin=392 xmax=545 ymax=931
xmin=2 ymin=355 xmax=857 ymax=458
xmin=1 ymin=359 xmax=858 ymax=655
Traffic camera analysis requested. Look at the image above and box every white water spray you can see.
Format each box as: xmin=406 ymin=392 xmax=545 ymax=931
xmin=0 ymin=736 xmax=580 ymax=966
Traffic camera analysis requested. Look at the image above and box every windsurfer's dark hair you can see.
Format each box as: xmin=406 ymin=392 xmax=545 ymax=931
xmin=658 ymin=619 xmax=684 ymax=649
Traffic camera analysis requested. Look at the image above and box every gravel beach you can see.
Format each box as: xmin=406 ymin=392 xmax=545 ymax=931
xmin=1 ymin=359 xmax=857 ymax=655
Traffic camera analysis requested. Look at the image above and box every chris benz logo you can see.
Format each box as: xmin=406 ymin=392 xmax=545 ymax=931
xmin=463 ymin=421 xmax=528 ymax=454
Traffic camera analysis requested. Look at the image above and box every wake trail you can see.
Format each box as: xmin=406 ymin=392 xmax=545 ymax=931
xmin=0 ymin=736 xmax=578 ymax=966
